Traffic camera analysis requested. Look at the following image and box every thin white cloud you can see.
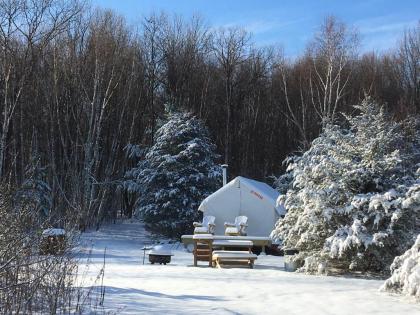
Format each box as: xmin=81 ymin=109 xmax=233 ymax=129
xmin=362 ymin=33 xmax=398 ymax=52
xmin=245 ymin=18 xmax=306 ymax=34
xmin=355 ymin=15 xmax=417 ymax=35
xmin=217 ymin=17 xmax=307 ymax=35
xmin=355 ymin=15 xmax=418 ymax=52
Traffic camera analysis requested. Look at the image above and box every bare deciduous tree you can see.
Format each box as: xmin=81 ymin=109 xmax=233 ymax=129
xmin=308 ymin=15 xmax=359 ymax=124
xmin=395 ymin=22 xmax=420 ymax=113
xmin=213 ymin=27 xmax=249 ymax=164
xmin=0 ymin=0 xmax=81 ymax=178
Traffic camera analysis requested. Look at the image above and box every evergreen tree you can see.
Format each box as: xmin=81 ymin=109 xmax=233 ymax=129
xmin=15 ymin=154 xmax=52 ymax=223
xmin=272 ymin=98 xmax=420 ymax=274
xmin=126 ymin=111 xmax=221 ymax=238
xmin=381 ymin=232 xmax=420 ymax=300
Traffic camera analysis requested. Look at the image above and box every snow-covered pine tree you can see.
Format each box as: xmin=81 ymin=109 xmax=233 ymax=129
xmin=272 ymin=98 xmax=420 ymax=274
xmin=120 ymin=144 xmax=146 ymax=218
xmin=380 ymin=172 xmax=420 ymax=298
xmin=381 ymin=232 xmax=420 ymax=300
xmin=15 ymin=154 xmax=52 ymax=223
xmin=127 ymin=111 xmax=221 ymax=238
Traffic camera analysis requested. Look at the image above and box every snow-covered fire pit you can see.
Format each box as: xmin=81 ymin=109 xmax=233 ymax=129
xmin=149 ymin=245 xmax=173 ymax=265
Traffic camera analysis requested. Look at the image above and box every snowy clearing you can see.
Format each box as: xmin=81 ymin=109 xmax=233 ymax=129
xmin=79 ymin=221 xmax=420 ymax=315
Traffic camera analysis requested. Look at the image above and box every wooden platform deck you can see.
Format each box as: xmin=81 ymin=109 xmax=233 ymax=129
xmin=181 ymin=234 xmax=272 ymax=254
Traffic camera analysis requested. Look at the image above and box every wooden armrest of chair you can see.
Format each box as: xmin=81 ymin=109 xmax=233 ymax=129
xmin=193 ymin=222 xmax=203 ymax=227
xmin=208 ymin=223 xmax=216 ymax=234
xmin=240 ymin=223 xmax=248 ymax=227
xmin=224 ymin=222 xmax=235 ymax=227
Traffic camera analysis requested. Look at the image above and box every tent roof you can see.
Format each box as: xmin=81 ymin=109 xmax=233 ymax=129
xmin=238 ymin=176 xmax=279 ymax=201
xmin=199 ymin=176 xmax=286 ymax=215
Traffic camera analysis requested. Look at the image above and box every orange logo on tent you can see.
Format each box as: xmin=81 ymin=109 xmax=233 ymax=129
xmin=250 ymin=190 xmax=263 ymax=200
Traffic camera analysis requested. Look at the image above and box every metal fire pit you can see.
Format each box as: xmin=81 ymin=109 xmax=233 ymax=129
xmin=149 ymin=254 xmax=172 ymax=265
xmin=148 ymin=246 xmax=173 ymax=265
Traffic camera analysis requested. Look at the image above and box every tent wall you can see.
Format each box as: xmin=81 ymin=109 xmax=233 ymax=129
xmin=239 ymin=183 xmax=277 ymax=236
xmin=201 ymin=183 xmax=240 ymax=235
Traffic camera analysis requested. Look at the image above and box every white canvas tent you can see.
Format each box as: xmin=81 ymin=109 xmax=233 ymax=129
xmin=198 ymin=176 xmax=286 ymax=236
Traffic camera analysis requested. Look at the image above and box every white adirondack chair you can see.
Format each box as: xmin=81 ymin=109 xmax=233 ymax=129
xmin=193 ymin=216 xmax=216 ymax=234
xmin=224 ymin=216 xmax=248 ymax=236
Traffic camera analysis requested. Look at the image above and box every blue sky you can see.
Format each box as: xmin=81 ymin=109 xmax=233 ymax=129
xmin=91 ymin=0 xmax=419 ymax=56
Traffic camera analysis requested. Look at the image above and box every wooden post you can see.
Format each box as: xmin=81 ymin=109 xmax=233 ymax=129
xmin=194 ymin=240 xmax=198 ymax=266
xmin=261 ymin=245 xmax=266 ymax=255
xmin=208 ymin=239 xmax=212 ymax=267
xmin=193 ymin=235 xmax=213 ymax=267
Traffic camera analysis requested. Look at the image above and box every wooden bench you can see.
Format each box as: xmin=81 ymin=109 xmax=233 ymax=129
xmin=212 ymin=250 xmax=257 ymax=269
xmin=212 ymin=240 xmax=253 ymax=253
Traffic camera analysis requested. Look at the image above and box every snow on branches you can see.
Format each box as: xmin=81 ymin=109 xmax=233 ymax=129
xmin=125 ymin=111 xmax=221 ymax=238
xmin=272 ymin=98 xmax=420 ymax=274
xmin=381 ymin=233 xmax=420 ymax=300
xmin=15 ymin=154 xmax=52 ymax=222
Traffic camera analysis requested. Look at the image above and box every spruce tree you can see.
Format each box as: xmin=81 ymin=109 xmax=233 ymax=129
xmin=16 ymin=154 xmax=52 ymax=223
xmin=127 ymin=111 xmax=221 ymax=238
xmin=381 ymin=232 xmax=420 ymax=300
xmin=272 ymin=98 xmax=420 ymax=273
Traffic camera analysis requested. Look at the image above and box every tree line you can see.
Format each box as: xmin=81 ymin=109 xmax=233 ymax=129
xmin=0 ymin=0 xmax=418 ymax=229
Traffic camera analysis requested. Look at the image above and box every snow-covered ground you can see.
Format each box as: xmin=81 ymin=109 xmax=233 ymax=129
xmin=79 ymin=221 xmax=420 ymax=314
